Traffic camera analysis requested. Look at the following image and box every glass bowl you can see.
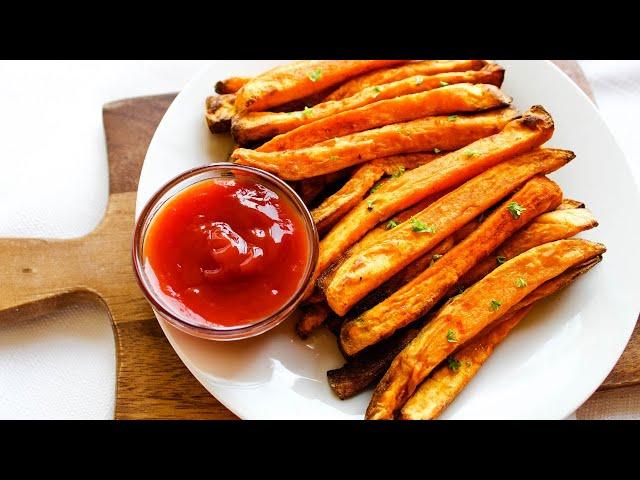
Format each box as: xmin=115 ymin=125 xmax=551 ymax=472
xmin=132 ymin=163 xmax=319 ymax=341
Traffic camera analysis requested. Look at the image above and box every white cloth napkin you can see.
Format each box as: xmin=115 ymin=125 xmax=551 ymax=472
xmin=0 ymin=60 xmax=637 ymax=419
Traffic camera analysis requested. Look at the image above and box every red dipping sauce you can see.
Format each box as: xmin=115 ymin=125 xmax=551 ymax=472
xmin=143 ymin=177 xmax=311 ymax=329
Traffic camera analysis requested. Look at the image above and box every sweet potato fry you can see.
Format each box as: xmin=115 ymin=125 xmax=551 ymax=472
xmin=235 ymin=102 xmax=520 ymax=178
xmin=327 ymin=327 xmax=420 ymax=400
xmin=339 ymin=175 xmax=563 ymax=356
xmin=256 ymin=83 xmax=511 ymax=152
xmin=399 ymin=254 xmax=602 ymax=419
xmin=454 ymin=207 xmax=598 ymax=292
xmin=312 ymin=153 xmax=440 ymax=233
xmin=234 ymin=60 xmax=407 ymax=112
xmin=231 ymin=64 xmax=505 ymax=146
xmin=556 ymin=198 xmax=585 ymax=210
xmin=365 ymin=238 xmax=606 ymax=419
xmin=205 ymin=94 xmax=236 ymax=134
xmin=398 ymin=307 xmax=532 ymax=420
xmin=326 ymin=149 xmax=572 ymax=317
xmin=215 ymin=76 xmax=250 ymax=95
xmin=325 ymin=60 xmax=488 ymax=101
xmin=314 ymin=106 xmax=550 ymax=276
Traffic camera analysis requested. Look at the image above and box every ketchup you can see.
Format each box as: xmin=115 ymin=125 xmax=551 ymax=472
xmin=143 ymin=177 xmax=310 ymax=328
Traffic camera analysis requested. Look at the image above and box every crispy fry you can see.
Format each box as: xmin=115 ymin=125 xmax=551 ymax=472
xmin=326 ymin=149 xmax=572 ymax=317
xmin=366 ymin=238 xmax=606 ymax=419
xmin=257 ymin=83 xmax=511 ymax=152
xmin=398 ymin=307 xmax=532 ymax=419
xmin=231 ymin=64 xmax=505 ymax=146
xmin=312 ymin=153 xmax=439 ymax=234
xmin=233 ymin=105 xmax=519 ymax=180
xmin=400 ymin=255 xmax=602 ymax=419
xmin=557 ymin=198 xmax=585 ymax=210
xmin=314 ymin=106 xmax=550 ymax=277
xmin=215 ymin=76 xmax=250 ymax=94
xmin=339 ymin=176 xmax=563 ymax=356
xmin=325 ymin=60 xmax=488 ymax=101
xmin=454 ymin=207 xmax=598 ymax=292
xmin=205 ymin=94 xmax=236 ymax=134
xmin=296 ymin=303 xmax=330 ymax=339
xmin=327 ymin=327 xmax=419 ymax=400
xmin=234 ymin=60 xmax=407 ymax=112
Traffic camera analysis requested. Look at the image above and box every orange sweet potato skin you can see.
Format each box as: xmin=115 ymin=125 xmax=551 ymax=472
xmin=314 ymin=106 xmax=549 ymax=277
xmin=231 ymin=64 xmax=505 ymax=146
xmin=232 ymin=107 xmax=518 ymax=180
xmin=339 ymin=175 xmax=563 ymax=356
xmin=215 ymin=76 xmax=250 ymax=94
xmin=257 ymin=83 xmax=511 ymax=152
xmin=235 ymin=60 xmax=406 ymax=112
xmin=366 ymin=238 xmax=606 ymax=420
xmin=325 ymin=149 xmax=572 ymax=317
xmin=325 ymin=60 xmax=488 ymax=101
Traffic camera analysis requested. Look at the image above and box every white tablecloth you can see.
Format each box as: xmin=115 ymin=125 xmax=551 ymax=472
xmin=0 ymin=60 xmax=637 ymax=419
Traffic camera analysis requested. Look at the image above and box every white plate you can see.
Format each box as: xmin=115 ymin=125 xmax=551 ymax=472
xmin=137 ymin=61 xmax=640 ymax=419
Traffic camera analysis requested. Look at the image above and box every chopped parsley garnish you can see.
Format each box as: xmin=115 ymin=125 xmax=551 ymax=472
xmin=446 ymin=329 xmax=458 ymax=343
xmin=439 ymin=81 xmax=449 ymax=87
xmin=447 ymin=115 xmax=458 ymax=122
xmin=496 ymin=255 xmax=506 ymax=265
xmin=410 ymin=218 xmax=436 ymax=233
xmin=367 ymin=200 xmax=375 ymax=211
xmin=433 ymin=148 xmax=441 ymax=154
xmin=447 ymin=356 xmax=461 ymax=372
xmin=307 ymin=69 xmax=323 ymax=82
xmin=490 ymin=299 xmax=502 ymax=311
xmin=391 ymin=166 xmax=406 ymax=178
xmin=465 ymin=149 xmax=479 ymax=157
xmin=301 ymin=106 xmax=314 ymax=118
xmin=372 ymin=86 xmax=382 ymax=97
xmin=507 ymin=201 xmax=526 ymax=219
xmin=415 ymin=77 xmax=424 ymax=86
xmin=386 ymin=219 xmax=399 ymax=230
xmin=515 ymin=277 xmax=528 ymax=288
xmin=369 ymin=182 xmax=382 ymax=194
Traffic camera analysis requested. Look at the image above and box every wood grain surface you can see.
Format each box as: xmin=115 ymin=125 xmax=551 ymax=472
xmin=0 ymin=61 xmax=636 ymax=419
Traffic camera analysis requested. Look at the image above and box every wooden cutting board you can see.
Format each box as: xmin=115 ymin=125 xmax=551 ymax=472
xmin=0 ymin=61 xmax=637 ymax=419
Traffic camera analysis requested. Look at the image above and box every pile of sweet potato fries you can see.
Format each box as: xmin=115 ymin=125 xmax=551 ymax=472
xmin=205 ymin=60 xmax=606 ymax=420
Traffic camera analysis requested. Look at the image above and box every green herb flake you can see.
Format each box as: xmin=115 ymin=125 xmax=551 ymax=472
xmin=372 ymin=86 xmax=382 ymax=97
xmin=447 ymin=356 xmax=461 ymax=372
xmin=367 ymin=200 xmax=375 ymax=211
xmin=446 ymin=329 xmax=458 ymax=343
xmin=465 ymin=149 xmax=479 ymax=157
xmin=496 ymin=255 xmax=506 ymax=265
xmin=391 ymin=166 xmax=406 ymax=178
xmin=301 ymin=106 xmax=314 ymax=118
xmin=307 ymin=69 xmax=323 ymax=82
xmin=507 ymin=201 xmax=526 ymax=219
xmin=429 ymin=253 xmax=443 ymax=267
xmin=369 ymin=182 xmax=382 ymax=195
xmin=439 ymin=81 xmax=449 ymax=87
xmin=447 ymin=115 xmax=458 ymax=122
xmin=410 ymin=218 xmax=436 ymax=233
xmin=433 ymin=148 xmax=441 ymax=154
xmin=490 ymin=299 xmax=502 ymax=311
xmin=386 ymin=219 xmax=399 ymax=230
xmin=515 ymin=277 xmax=528 ymax=288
